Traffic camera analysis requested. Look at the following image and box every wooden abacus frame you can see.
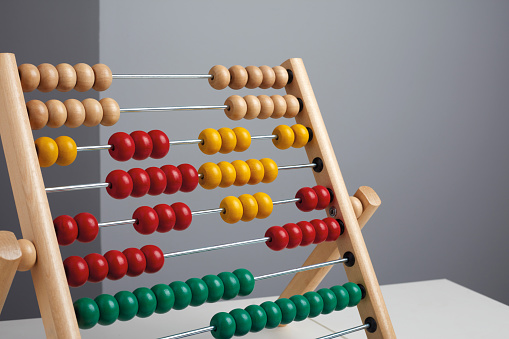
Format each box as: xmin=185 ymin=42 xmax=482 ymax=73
xmin=0 ymin=53 xmax=395 ymax=339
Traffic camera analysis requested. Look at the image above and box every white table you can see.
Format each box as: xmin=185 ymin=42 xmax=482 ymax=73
xmin=1 ymin=279 xmax=507 ymax=338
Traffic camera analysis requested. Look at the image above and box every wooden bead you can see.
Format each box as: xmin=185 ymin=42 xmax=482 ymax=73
xmin=198 ymin=128 xmax=222 ymax=155
xmin=74 ymin=63 xmax=95 ymax=92
xmin=265 ymin=226 xmax=289 ymax=251
xmin=35 ymin=137 xmax=58 ymax=167
xmin=232 ymin=127 xmax=251 ymax=152
xmin=246 ymin=159 xmax=264 ymax=185
xmin=17 ymin=239 xmax=36 ymax=272
xmin=231 ymin=160 xmax=250 ymax=186
xmin=55 ymin=136 xmax=77 ymax=166
xmin=198 ymin=162 xmax=222 ymax=190
xmin=18 ymin=64 xmax=40 ymax=92
xmin=243 ymin=95 xmax=261 ymax=120
xmin=272 ymin=125 xmax=295 ymax=150
xmin=55 ymin=63 xmax=77 ymax=92
xmin=245 ymin=66 xmax=263 ymax=89
xmin=92 ymin=64 xmax=112 ymax=91
xmin=63 ymin=99 xmax=85 ymax=128
xmin=284 ymin=94 xmax=300 ymax=118
xmin=239 ymin=194 xmax=258 ymax=222
xmin=272 ymin=66 xmax=289 ymax=89
xmin=178 ymin=163 xmax=199 ymax=192
xmin=82 ymin=98 xmax=103 ymax=127
xmin=295 ymin=187 xmax=318 ymax=212
xmin=260 ymin=158 xmax=278 ymax=183
xmin=291 ymin=124 xmax=310 ymax=148
xmin=224 ymin=95 xmax=247 ymax=121
xmin=259 ymin=65 xmax=275 ymax=89
xmin=257 ymin=95 xmax=274 ymax=119
xmin=26 ymin=99 xmax=48 ymax=130
xmin=220 ymin=196 xmax=243 ymax=224
xmin=218 ymin=128 xmax=237 ymax=154
xmin=217 ymin=161 xmax=236 ymax=188
xmin=253 ymin=192 xmax=273 ymax=219
xmin=270 ymin=95 xmax=287 ymax=119
xmin=350 ymin=196 xmax=363 ymax=219
xmin=37 ymin=63 xmax=58 ymax=92
xmin=228 ymin=65 xmax=248 ymax=90
xmin=45 ymin=99 xmax=67 ymax=128
xmin=208 ymin=65 xmax=230 ymax=90
xmin=100 ymin=98 xmax=120 ymax=126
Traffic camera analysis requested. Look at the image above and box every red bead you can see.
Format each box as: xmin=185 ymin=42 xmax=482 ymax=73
xmin=106 ymin=169 xmax=133 ymax=199
xmin=123 ymin=248 xmax=147 ymax=277
xmin=310 ymin=219 xmax=328 ymax=244
xmin=74 ymin=212 xmax=99 ymax=243
xmin=104 ymin=250 xmax=128 ymax=280
xmin=63 ymin=256 xmax=89 ymax=287
xmin=160 ymin=165 xmax=182 ymax=194
xmin=146 ymin=167 xmax=167 ymax=196
xmin=171 ymin=202 xmax=192 ymax=231
xmin=53 ymin=215 xmax=78 ymax=246
xmin=84 ymin=253 xmax=109 ymax=283
xmin=108 ymin=132 xmax=135 ymax=161
xmin=132 ymin=206 xmax=159 ymax=235
xmin=297 ymin=221 xmax=316 ymax=247
xmin=265 ymin=226 xmax=289 ymax=251
xmin=177 ymin=163 xmax=199 ymax=193
xmin=128 ymin=168 xmax=150 ymax=197
xmin=323 ymin=218 xmax=341 ymax=241
xmin=295 ymin=187 xmax=318 ymax=212
xmin=130 ymin=130 xmax=153 ymax=160
xmin=313 ymin=185 xmax=331 ymax=210
xmin=283 ymin=223 xmax=303 ymax=249
xmin=140 ymin=245 xmax=164 ymax=273
xmin=154 ymin=204 xmax=176 ymax=233
xmin=148 ymin=130 xmax=170 ymax=159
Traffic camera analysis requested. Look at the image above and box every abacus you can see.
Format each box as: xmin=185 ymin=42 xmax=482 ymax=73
xmin=0 ymin=53 xmax=396 ymax=339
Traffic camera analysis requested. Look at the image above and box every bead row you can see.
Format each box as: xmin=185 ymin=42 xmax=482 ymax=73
xmin=108 ymin=130 xmax=170 ymax=161
xmin=224 ymin=94 xmax=301 ymax=121
xmin=208 ymin=65 xmax=289 ymax=90
xmin=18 ymin=63 xmax=112 ymax=93
xmin=35 ymin=136 xmax=77 ymax=167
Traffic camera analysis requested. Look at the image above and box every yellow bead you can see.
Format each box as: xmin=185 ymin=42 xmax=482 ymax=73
xmin=246 ymin=159 xmax=264 ymax=185
xmin=199 ymin=128 xmax=222 ymax=155
xmin=35 ymin=137 xmax=58 ymax=167
xmin=218 ymin=128 xmax=237 ymax=154
xmin=217 ymin=161 xmax=236 ymax=188
xmin=220 ymin=196 xmax=243 ymax=224
xmin=291 ymin=124 xmax=310 ymax=148
xmin=233 ymin=127 xmax=251 ymax=152
xmin=260 ymin=158 xmax=278 ymax=183
xmin=272 ymin=125 xmax=295 ymax=150
xmin=239 ymin=194 xmax=258 ymax=222
xmin=253 ymin=192 xmax=273 ymax=219
xmin=55 ymin=136 xmax=77 ymax=166
xmin=231 ymin=160 xmax=251 ymax=186
xmin=198 ymin=162 xmax=222 ymax=190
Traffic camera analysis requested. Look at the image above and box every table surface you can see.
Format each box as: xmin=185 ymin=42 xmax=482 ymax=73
xmin=1 ymin=279 xmax=507 ymax=339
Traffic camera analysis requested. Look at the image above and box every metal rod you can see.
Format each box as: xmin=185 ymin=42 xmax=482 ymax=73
xmin=316 ymin=323 xmax=370 ymax=339
xmin=76 ymin=145 xmax=112 ymax=152
xmin=120 ymin=105 xmax=227 ymax=113
xmin=158 ymin=325 xmax=215 ymax=339
xmin=273 ymin=198 xmax=300 ymax=206
xmin=164 ymin=237 xmax=269 ymax=258
xmin=98 ymin=219 xmax=136 ymax=228
xmin=191 ymin=208 xmax=224 ymax=216
xmin=45 ymin=182 xmax=109 ymax=193
xmin=113 ymin=74 xmax=212 ymax=80
xmin=254 ymin=258 xmax=347 ymax=281
xmin=169 ymin=139 xmax=202 ymax=145
xmin=278 ymin=163 xmax=316 ymax=171
xmin=251 ymin=135 xmax=277 ymax=140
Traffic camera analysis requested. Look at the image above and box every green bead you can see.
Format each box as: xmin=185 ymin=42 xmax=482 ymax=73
xmin=169 ymin=281 xmax=192 ymax=310
xmin=343 ymin=282 xmax=362 ymax=307
xmin=244 ymin=304 xmax=267 ymax=332
xmin=94 ymin=294 xmax=119 ymax=326
xmin=230 ymin=308 xmax=252 ymax=336
xmin=275 ymin=298 xmax=297 ymax=325
xmin=210 ymin=312 xmax=236 ymax=339
xmin=317 ymin=288 xmax=337 ymax=315
xmin=217 ymin=272 xmax=240 ymax=300
xmin=260 ymin=301 xmax=282 ymax=329
xmin=115 ymin=291 xmax=139 ymax=321
xmin=330 ymin=285 xmax=349 ymax=311
xmin=186 ymin=278 xmax=209 ymax=307
xmin=151 ymin=284 xmax=175 ymax=314
xmin=289 ymin=295 xmax=310 ymax=321
xmin=202 ymin=274 xmax=224 ymax=303
xmin=73 ymin=298 xmax=100 ymax=329
xmin=133 ymin=287 xmax=157 ymax=318
xmin=303 ymin=291 xmax=324 ymax=318
xmin=232 ymin=268 xmax=255 ymax=296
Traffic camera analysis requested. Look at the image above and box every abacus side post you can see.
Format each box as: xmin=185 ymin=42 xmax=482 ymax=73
xmin=0 ymin=53 xmax=80 ymax=338
xmin=0 ymin=231 xmax=22 ymax=314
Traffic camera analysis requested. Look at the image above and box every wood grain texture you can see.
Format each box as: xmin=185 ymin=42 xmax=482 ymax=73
xmin=0 ymin=231 xmax=22 ymax=314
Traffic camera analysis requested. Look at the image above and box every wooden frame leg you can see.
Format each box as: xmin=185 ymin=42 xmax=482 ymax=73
xmin=0 ymin=231 xmax=22 ymax=314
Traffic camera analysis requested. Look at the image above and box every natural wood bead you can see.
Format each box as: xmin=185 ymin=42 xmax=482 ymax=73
xmin=224 ymin=95 xmax=247 ymax=120
xmin=37 ymin=63 xmax=58 ymax=92
xmin=208 ymin=65 xmax=230 ymax=90
xmin=55 ymin=63 xmax=77 ymax=92
xmin=92 ymin=63 xmax=113 ymax=91
xmin=228 ymin=65 xmax=248 ymax=90
xmin=270 ymin=95 xmax=287 ymax=119
xmin=283 ymin=94 xmax=300 ymax=118
xmin=26 ymin=100 xmax=48 ymax=130
xmin=243 ymin=95 xmax=261 ymax=120
xmin=350 ymin=196 xmax=363 ymax=219
xmin=82 ymin=98 xmax=103 ymax=127
xmin=245 ymin=66 xmax=263 ymax=89
xmin=18 ymin=64 xmax=40 ymax=92
xmin=100 ymin=98 xmax=120 ymax=126
xmin=272 ymin=66 xmax=289 ymax=89
xmin=17 ymin=239 xmax=36 ymax=272
xmin=259 ymin=65 xmax=275 ymax=89
xmin=74 ymin=63 xmax=95 ymax=92
xmin=45 ymin=100 xmax=67 ymax=128
xmin=257 ymin=95 xmax=274 ymax=119
xmin=63 ymin=99 xmax=85 ymax=128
